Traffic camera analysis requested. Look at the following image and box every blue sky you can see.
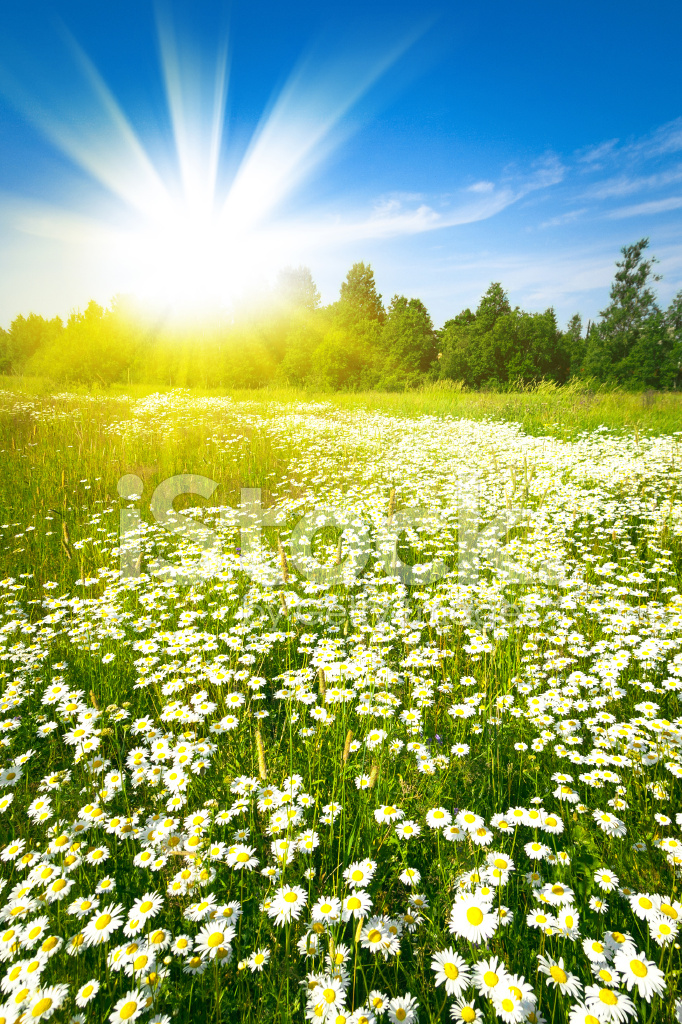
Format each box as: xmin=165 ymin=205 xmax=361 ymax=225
xmin=1 ymin=0 xmax=682 ymax=328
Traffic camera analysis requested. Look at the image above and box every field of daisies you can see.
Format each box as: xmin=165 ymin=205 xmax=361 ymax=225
xmin=0 ymin=386 xmax=681 ymax=1024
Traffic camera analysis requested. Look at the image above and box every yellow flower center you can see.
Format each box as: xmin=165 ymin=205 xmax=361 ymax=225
xmin=367 ymin=929 xmax=382 ymax=943
xmin=631 ymin=960 xmax=647 ymax=978
xmin=466 ymin=907 xmax=484 ymax=926
xmin=599 ymin=990 xmax=618 ymax=1006
xmin=444 ymin=963 xmax=459 ymax=979
xmin=550 ymin=966 xmax=567 ymax=984
xmin=31 ymin=998 xmax=52 ymax=1017
xmin=484 ymin=971 xmax=498 ymax=987
xmin=96 ymin=914 xmax=112 ymax=930
xmin=119 ymin=1002 xmax=138 ymax=1020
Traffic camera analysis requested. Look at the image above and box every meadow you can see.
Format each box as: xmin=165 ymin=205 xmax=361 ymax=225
xmin=0 ymin=380 xmax=680 ymax=1024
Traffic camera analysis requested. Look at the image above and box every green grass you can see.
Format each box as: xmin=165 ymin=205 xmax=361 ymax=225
xmin=0 ymin=382 xmax=679 ymax=1024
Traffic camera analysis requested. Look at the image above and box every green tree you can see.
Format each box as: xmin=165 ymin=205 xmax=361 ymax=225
xmin=663 ymin=290 xmax=682 ymax=388
xmin=336 ymin=262 xmax=385 ymax=324
xmin=380 ymin=295 xmax=438 ymax=383
xmin=4 ymin=313 xmax=63 ymax=373
xmin=439 ymin=284 xmax=512 ymax=385
xmin=276 ymin=266 xmax=321 ymax=312
xmin=582 ymin=238 xmax=677 ymax=386
xmin=440 ymin=284 xmax=566 ymax=387
xmin=562 ymin=313 xmax=585 ymax=379
xmin=0 ymin=327 xmax=10 ymax=374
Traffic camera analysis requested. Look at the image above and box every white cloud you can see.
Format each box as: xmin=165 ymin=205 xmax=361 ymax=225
xmin=575 ymin=139 xmax=619 ymax=163
xmin=539 ymin=208 xmax=588 ymax=229
xmin=622 ymin=117 xmax=682 ymax=160
xmin=606 ymin=195 xmax=682 ymax=218
xmin=581 ymin=164 xmax=682 ymax=200
xmin=468 ymin=181 xmax=495 ymax=193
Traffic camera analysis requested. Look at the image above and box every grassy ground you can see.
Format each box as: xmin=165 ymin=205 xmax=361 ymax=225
xmin=3 ymin=374 xmax=682 ymax=440
xmin=0 ymin=382 xmax=680 ymax=1024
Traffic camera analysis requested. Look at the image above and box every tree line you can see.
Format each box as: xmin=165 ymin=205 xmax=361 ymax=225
xmin=1 ymin=237 xmax=680 ymax=390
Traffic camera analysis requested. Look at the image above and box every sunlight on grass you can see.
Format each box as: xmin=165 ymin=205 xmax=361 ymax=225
xmin=0 ymin=384 xmax=680 ymax=1023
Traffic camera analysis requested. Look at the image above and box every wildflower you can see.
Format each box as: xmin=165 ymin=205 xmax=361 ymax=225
xmin=83 ymin=904 xmax=125 ymax=946
xmin=472 ymin=956 xmax=509 ymax=998
xmin=583 ymin=937 xmax=609 ymax=964
xmin=592 ymin=810 xmax=626 ymax=838
xmin=360 ymin=918 xmax=391 ymax=955
xmin=247 ymin=948 xmax=270 ymax=972
xmin=583 ymin=985 xmax=636 ymax=1022
xmin=649 ymin=916 xmax=677 ymax=946
xmin=69 ymin=896 xmax=100 ymax=919
xmin=170 ymin=935 xmax=193 ymax=956
xmin=343 ymin=861 xmax=376 ymax=889
xmin=108 ymin=989 xmax=147 ymax=1023
xmin=431 ymin=947 xmax=471 ymax=996
xmin=426 ymin=807 xmax=452 ymax=829
xmin=194 ymin=923 xmax=236 ymax=960
xmin=594 ymin=869 xmax=619 ymax=892
xmin=75 ymin=979 xmax=100 ymax=1006
xmin=613 ymin=949 xmax=665 ymax=1001
xmin=395 ymin=820 xmax=421 ymax=840
xmin=492 ymin=976 xmax=535 ymax=1023
xmin=399 ymin=868 xmax=421 ymax=887
xmin=449 ymin=996 xmax=482 ymax=1021
xmin=130 ymin=892 xmax=163 ymax=922
xmin=25 ymin=984 xmax=69 ymax=1020
xmin=342 ymin=891 xmax=373 ymax=921
xmin=267 ymin=885 xmax=308 ymax=926
xmin=442 ymin=824 xmax=466 ymax=841
xmin=226 ymin=845 xmax=259 ymax=871
xmin=537 ymin=954 xmax=583 ymax=997
xmin=448 ymin=893 xmax=497 ymax=944
xmin=387 ymin=993 xmax=419 ymax=1023
xmin=456 ymin=810 xmax=484 ymax=833
xmin=311 ymin=897 xmax=342 ymax=923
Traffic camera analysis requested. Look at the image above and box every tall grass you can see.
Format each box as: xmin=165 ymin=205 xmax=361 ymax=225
xmin=0 ymin=383 xmax=679 ymax=1023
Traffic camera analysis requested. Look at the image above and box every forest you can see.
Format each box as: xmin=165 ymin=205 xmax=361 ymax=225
xmin=1 ymin=237 xmax=681 ymax=391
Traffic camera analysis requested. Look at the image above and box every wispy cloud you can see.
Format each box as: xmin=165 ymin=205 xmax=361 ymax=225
xmin=581 ymin=163 xmax=682 ymax=200
xmin=575 ymin=138 xmax=619 ymax=164
xmin=282 ymin=154 xmax=565 ymax=246
xmin=606 ymin=195 xmax=682 ymax=218
xmin=622 ymin=117 xmax=682 ymax=160
xmin=539 ymin=208 xmax=588 ymax=229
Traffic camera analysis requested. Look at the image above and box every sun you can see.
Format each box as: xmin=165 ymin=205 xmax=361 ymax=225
xmin=1 ymin=11 xmax=417 ymax=323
